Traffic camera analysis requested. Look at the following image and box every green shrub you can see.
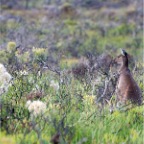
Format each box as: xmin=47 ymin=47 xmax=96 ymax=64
xmin=7 ymin=42 xmax=16 ymax=53
xmin=32 ymin=47 xmax=48 ymax=63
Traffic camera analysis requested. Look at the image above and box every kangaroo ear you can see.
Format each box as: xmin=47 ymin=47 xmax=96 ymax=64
xmin=120 ymin=49 xmax=127 ymax=56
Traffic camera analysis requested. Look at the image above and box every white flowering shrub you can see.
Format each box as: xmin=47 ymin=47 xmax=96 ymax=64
xmin=0 ymin=63 xmax=6 ymax=74
xmin=0 ymin=63 xmax=12 ymax=95
xmin=16 ymin=70 xmax=29 ymax=76
xmin=26 ymin=100 xmax=46 ymax=117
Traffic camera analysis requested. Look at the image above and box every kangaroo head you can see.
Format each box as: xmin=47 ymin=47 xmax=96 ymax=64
xmin=110 ymin=49 xmax=129 ymax=73
xmin=115 ymin=49 xmax=128 ymax=66
xmin=114 ymin=54 xmax=128 ymax=67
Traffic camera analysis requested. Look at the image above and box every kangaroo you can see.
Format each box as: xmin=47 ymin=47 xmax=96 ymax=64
xmin=114 ymin=49 xmax=142 ymax=105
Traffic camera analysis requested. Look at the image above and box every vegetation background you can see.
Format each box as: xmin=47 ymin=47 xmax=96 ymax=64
xmin=0 ymin=0 xmax=143 ymax=144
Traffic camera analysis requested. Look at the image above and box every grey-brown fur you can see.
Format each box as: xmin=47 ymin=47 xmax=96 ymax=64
xmin=114 ymin=50 xmax=142 ymax=105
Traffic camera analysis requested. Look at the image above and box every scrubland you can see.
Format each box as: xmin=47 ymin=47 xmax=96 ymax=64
xmin=0 ymin=0 xmax=143 ymax=144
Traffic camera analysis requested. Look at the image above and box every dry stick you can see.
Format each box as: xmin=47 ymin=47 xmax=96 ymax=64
xmin=42 ymin=60 xmax=60 ymax=75
xmin=96 ymin=74 xmax=117 ymax=103
xmin=132 ymin=59 xmax=137 ymax=74
xmin=96 ymin=77 xmax=111 ymax=103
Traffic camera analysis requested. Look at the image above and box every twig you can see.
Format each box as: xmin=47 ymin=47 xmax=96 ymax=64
xmin=96 ymin=74 xmax=119 ymax=103
xmin=42 ymin=60 xmax=60 ymax=75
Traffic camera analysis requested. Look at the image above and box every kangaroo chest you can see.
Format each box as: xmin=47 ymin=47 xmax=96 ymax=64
xmin=117 ymin=74 xmax=129 ymax=89
xmin=117 ymin=71 xmax=138 ymax=94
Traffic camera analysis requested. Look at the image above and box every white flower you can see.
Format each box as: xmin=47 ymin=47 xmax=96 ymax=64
xmin=0 ymin=72 xmax=12 ymax=84
xmin=50 ymin=80 xmax=59 ymax=91
xmin=26 ymin=100 xmax=46 ymax=117
xmin=0 ymin=63 xmax=6 ymax=75
xmin=26 ymin=100 xmax=31 ymax=108
xmin=19 ymin=70 xmax=28 ymax=76
xmin=0 ymin=64 xmax=12 ymax=95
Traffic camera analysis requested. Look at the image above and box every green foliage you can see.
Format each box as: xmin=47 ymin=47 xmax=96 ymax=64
xmin=7 ymin=42 xmax=16 ymax=53
xmin=0 ymin=68 xmax=143 ymax=143
xmin=0 ymin=1 xmax=143 ymax=143
xmin=0 ymin=132 xmax=16 ymax=144
xmin=0 ymin=50 xmax=8 ymax=64
xmin=7 ymin=20 xmax=21 ymax=30
xmin=0 ymin=22 xmax=7 ymax=34
xmin=107 ymin=24 xmax=135 ymax=36
xmin=16 ymin=51 xmax=30 ymax=64
xmin=32 ymin=47 xmax=48 ymax=63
